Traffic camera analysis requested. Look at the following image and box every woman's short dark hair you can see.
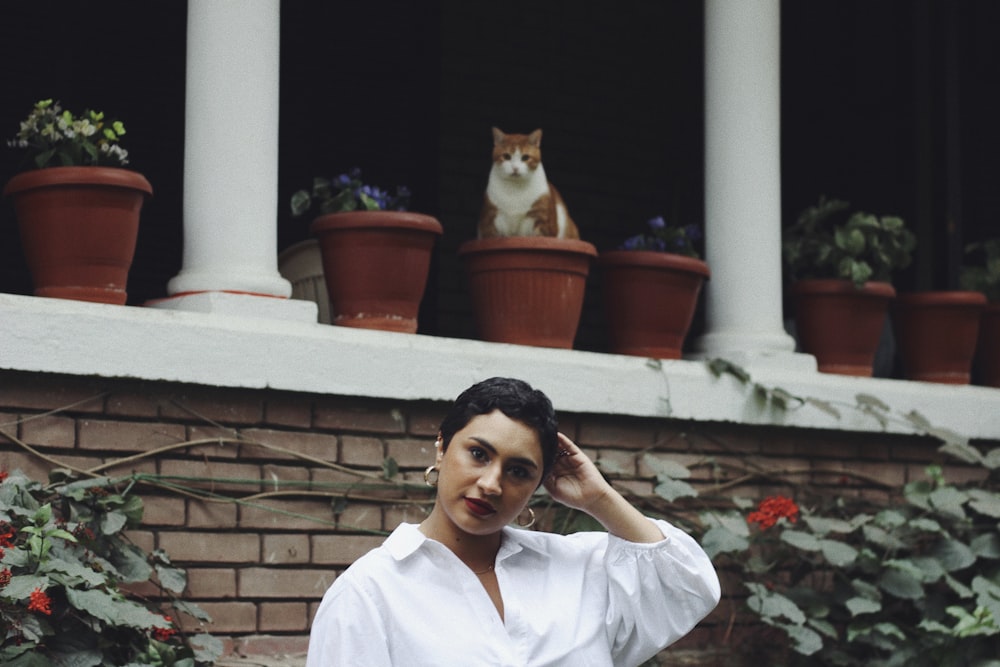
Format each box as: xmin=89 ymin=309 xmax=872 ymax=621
xmin=438 ymin=377 xmax=559 ymax=479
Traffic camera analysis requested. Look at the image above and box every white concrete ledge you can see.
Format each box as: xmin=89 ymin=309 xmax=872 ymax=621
xmin=1 ymin=293 xmax=998 ymax=441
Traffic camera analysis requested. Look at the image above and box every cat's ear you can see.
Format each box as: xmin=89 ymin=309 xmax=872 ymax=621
xmin=527 ymin=129 xmax=543 ymax=147
xmin=492 ymin=127 xmax=505 ymax=145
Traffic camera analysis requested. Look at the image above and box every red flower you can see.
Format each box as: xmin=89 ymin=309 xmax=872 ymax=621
xmin=0 ymin=568 xmax=11 ymax=587
xmin=152 ymin=615 xmax=177 ymax=641
xmin=0 ymin=470 xmax=8 ymax=482
xmin=0 ymin=522 xmax=14 ymax=548
xmin=747 ymin=495 xmax=799 ymax=530
xmin=27 ymin=588 xmax=52 ymax=615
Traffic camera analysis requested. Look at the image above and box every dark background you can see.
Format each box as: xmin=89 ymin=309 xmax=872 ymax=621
xmin=1 ymin=1 xmax=997 ymax=350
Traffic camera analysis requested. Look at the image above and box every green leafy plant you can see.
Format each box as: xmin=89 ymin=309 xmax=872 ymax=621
xmin=620 ymin=215 xmax=703 ymax=258
xmin=290 ymin=167 xmax=411 ymax=218
xmin=783 ymin=197 xmax=916 ymax=287
xmin=0 ymin=468 xmax=221 ymax=667
xmin=6 ymin=99 xmax=130 ymax=169
xmin=960 ymin=238 xmax=1000 ymax=303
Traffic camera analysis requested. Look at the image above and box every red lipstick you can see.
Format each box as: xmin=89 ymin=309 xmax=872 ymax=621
xmin=464 ymin=497 xmax=495 ymax=517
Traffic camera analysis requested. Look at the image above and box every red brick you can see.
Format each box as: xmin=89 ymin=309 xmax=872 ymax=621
xmin=577 ymin=418 xmax=659 ymax=449
xmin=263 ymin=394 xmax=313 ymax=428
xmin=0 ymin=450 xmax=97 ymax=483
xmin=183 ymin=601 xmax=258 ymax=633
xmin=407 ymin=401 xmax=445 ymax=437
xmin=141 ymin=495 xmax=186 ymax=527
xmin=339 ymin=435 xmax=384 ymax=467
xmin=313 ymin=401 xmax=406 ymax=434
xmin=263 ymin=534 xmax=310 ymax=564
xmin=127 ymin=530 xmax=156 ymax=554
xmin=240 ymin=499 xmax=336 ymax=531
xmin=19 ymin=414 xmax=75 ymax=449
xmin=258 ymin=602 xmax=309 ymax=632
xmin=105 ymin=391 xmax=162 ymax=418
xmin=160 ymin=388 xmax=263 ymax=425
xmin=187 ymin=499 xmax=239 ymax=529
xmin=386 ymin=437 xmax=436 ymax=468
xmin=230 ymin=635 xmax=310 ymax=660
xmin=158 ymin=458 xmax=261 ymax=494
xmin=240 ymin=428 xmax=338 ymax=462
xmin=336 ymin=504 xmax=384 ymax=532
xmin=312 ymin=534 xmax=384 ymax=565
xmin=384 ymin=504 xmax=428 ymax=530
xmin=78 ymin=420 xmax=186 ymax=452
xmin=186 ymin=567 xmax=238 ymax=598
xmin=184 ymin=427 xmax=242 ymax=458
xmin=238 ymin=567 xmax=334 ymax=599
xmin=0 ymin=373 xmax=105 ymax=413
xmin=159 ymin=531 xmax=260 ymax=563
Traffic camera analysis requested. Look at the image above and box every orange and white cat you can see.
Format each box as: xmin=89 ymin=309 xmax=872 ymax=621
xmin=478 ymin=127 xmax=580 ymax=239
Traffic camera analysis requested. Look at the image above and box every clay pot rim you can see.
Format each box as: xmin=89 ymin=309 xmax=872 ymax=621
xmin=895 ymin=290 xmax=988 ymax=307
xmin=458 ymin=236 xmax=597 ymax=257
xmin=792 ymin=279 xmax=896 ymax=298
xmin=597 ymin=249 xmax=710 ymax=279
xmin=310 ymin=210 xmax=442 ymax=235
xmin=3 ymin=166 xmax=152 ymax=197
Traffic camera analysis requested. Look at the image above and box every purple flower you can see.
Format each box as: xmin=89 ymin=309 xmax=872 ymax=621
xmin=648 ymin=216 xmax=667 ymax=230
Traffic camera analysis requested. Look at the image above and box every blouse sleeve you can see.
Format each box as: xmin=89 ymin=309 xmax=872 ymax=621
xmin=603 ymin=518 xmax=721 ymax=665
xmin=306 ymin=577 xmax=393 ymax=667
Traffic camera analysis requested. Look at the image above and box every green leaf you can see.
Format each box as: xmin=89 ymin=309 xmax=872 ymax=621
xmin=190 ymin=633 xmax=225 ymax=663
xmin=820 ymin=538 xmax=858 ymax=567
xmin=746 ymin=583 xmax=807 ymax=624
xmin=983 ymin=448 xmax=1000 ymax=470
xmin=65 ymin=587 xmax=163 ymax=629
xmin=784 ymin=623 xmax=824 ymax=655
xmin=110 ymin=543 xmax=153 ymax=582
xmin=968 ymin=489 xmax=1000 ymax=518
xmin=642 ymin=454 xmax=691 ymax=480
xmin=100 ymin=510 xmax=128 ymax=535
xmin=846 ymin=596 xmax=882 ymax=616
xmin=932 ymin=538 xmax=977 ymax=572
xmin=972 ymin=576 xmax=1000 ymax=622
xmin=1 ymin=574 xmax=49 ymax=600
xmin=803 ymin=515 xmax=855 ymax=536
xmin=653 ymin=477 xmax=698 ymax=502
xmin=173 ymin=599 xmax=214 ymax=623
xmin=155 ymin=563 xmax=187 ymax=594
xmin=42 ymin=556 xmax=106 ymax=588
xmin=971 ymin=533 xmax=1000 ymax=559
xmin=780 ymin=530 xmax=821 ymax=551
xmin=701 ymin=525 xmax=749 ymax=557
xmin=381 ymin=456 xmax=399 ymax=480
xmin=928 ymin=486 xmax=968 ymax=519
xmin=879 ymin=563 xmax=925 ymax=599
xmin=700 ymin=510 xmax=751 ymax=537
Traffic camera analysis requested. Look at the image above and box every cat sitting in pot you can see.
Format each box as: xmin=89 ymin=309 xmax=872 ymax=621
xmin=478 ymin=127 xmax=580 ymax=240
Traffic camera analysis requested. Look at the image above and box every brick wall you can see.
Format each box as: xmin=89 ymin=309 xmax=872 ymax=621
xmin=0 ymin=369 xmax=982 ymax=665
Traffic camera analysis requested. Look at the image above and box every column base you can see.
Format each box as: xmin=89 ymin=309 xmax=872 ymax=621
xmin=690 ymin=329 xmax=817 ymax=373
xmin=148 ymin=291 xmax=317 ymax=323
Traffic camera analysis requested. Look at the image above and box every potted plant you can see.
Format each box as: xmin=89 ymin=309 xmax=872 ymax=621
xmin=596 ymin=215 xmax=710 ymax=358
xmin=3 ymin=99 xmax=153 ymax=305
xmin=457 ymin=234 xmax=598 ymax=349
xmin=783 ymin=197 xmax=916 ymax=376
xmin=291 ymin=168 xmax=442 ymax=333
xmin=956 ymin=238 xmax=1000 ymax=387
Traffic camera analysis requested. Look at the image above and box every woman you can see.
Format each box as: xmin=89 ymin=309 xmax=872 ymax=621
xmin=306 ymin=377 xmax=720 ymax=666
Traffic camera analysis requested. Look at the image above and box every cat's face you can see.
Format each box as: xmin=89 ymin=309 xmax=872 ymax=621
xmin=491 ymin=127 xmax=543 ymax=180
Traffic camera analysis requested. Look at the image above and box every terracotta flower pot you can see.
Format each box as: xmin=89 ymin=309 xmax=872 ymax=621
xmin=975 ymin=303 xmax=1000 ymax=388
xmin=2 ymin=166 xmax=153 ymax=305
xmin=458 ymin=236 xmax=597 ymax=348
xmin=892 ymin=291 xmax=987 ymax=384
xmin=792 ymin=279 xmax=895 ymax=377
xmin=597 ymin=250 xmax=709 ymax=358
xmin=310 ymin=211 xmax=442 ymax=333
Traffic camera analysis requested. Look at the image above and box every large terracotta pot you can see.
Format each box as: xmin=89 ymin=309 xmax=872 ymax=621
xmin=458 ymin=236 xmax=597 ymax=348
xmin=2 ymin=166 xmax=152 ymax=305
xmin=976 ymin=303 xmax=1000 ymax=388
xmin=597 ymin=250 xmax=709 ymax=358
xmin=310 ymin=211 xmax=442 ymax=333
xmin=892 ymin=291 xmax=987 ymax=384
xmin=792 ymin=279 xmax=895 ymax=377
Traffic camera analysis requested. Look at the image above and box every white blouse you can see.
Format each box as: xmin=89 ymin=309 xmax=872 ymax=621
xmin=306 ymin=519 xmax=720 ymax=667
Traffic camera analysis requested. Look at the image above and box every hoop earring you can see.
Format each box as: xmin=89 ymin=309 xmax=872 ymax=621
xmin=516 ymin=507 xmax=536 ymax=528
xmin=424 ymin=465 xmax=439 ymax=487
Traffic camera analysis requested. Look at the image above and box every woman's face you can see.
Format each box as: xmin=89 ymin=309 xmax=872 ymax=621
xmin=435 ymin=409 xmax=544 ymax=536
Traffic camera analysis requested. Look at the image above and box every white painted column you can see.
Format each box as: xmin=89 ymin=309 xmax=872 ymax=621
xmin=693 ymin=0 xmax=812 ymax=370
xmin=155 ymin=0 xmax=315 ymax=321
